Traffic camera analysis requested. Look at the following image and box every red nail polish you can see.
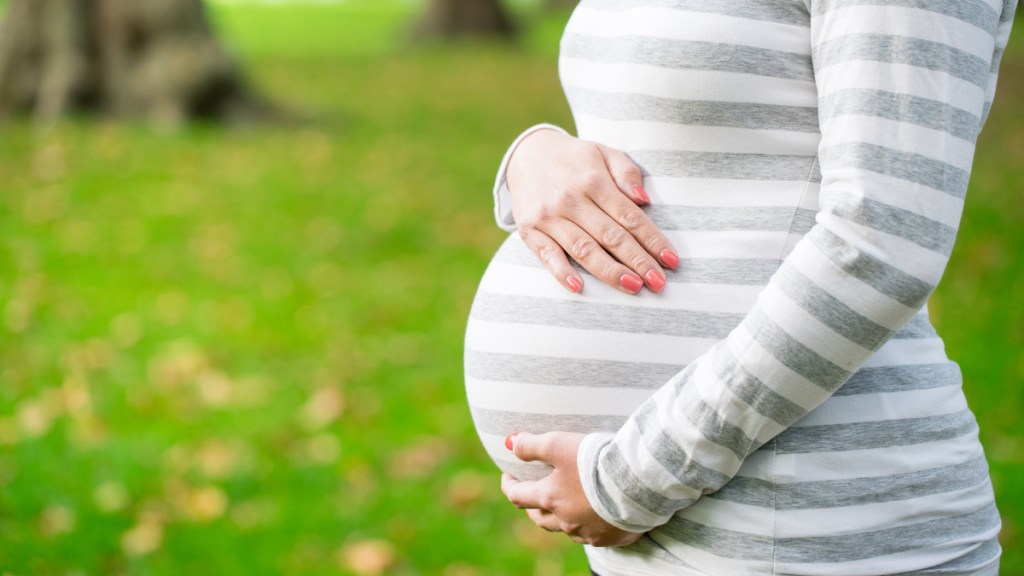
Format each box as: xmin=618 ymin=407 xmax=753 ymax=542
xmin=566 ymin=276 xmax=583 ymax=293
xmin=632 ymin=185 xmax=650 ymax=204
xmin=620 ymin=273 xmax=644 ymax=293
xmin=645 ymin=270 xmax=666 ymax=292
xmin=661 ymin=249 xmax=680 ymax=269
xmin=505 ymin=433 xmax=517 ymax=451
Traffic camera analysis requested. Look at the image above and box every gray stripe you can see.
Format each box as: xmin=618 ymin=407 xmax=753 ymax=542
xmin=776 ymin=409 xmax=978 ymax=454
xmin=657 ymin=517 xmax=774 ymax=561
xmin=583 ymin=0 xmax=810 ymax=26
xmin=563 ymin=34 xmax=815 ymax=81
xmin=820 ymin=89 xmax=981 ymax=141
xmin=891 ymin=314 xmax=939 ymax=340
xmin=842 ymin=197 xmax=958 ymax=255
xmin=501 ymin=460 xmax=553 ymax=482
xmin=630 ymin=149 xmax=818 ymax=180
xmin=813 ymin=34 xmax=991 ymax=89
xmin=834 ymin=362 xmax=962 ymax=396
xmin=464 ymin=349 xmax=682 ymax=389
xmin=889 ymin=537 xmax=1000 ymax=575
xmin=813 ymin=0 xmax=1000 ymax=34
xmin=776 ymin=503 xmax=1000 ymax=563
xmin=744 ymin=307 xmax=853 ymax=390
xmin=712 ymin=343 xmax=809 ymax=426
xmin=776 ymin=264 xmax=894 ymax=350
xmin=635 ymin=398 xmax=735 ymax=489
xmin=646 ymin=205 xmax=815 ymax=232
xmin=820 ymin=142 xmax=971 ymax=198
xmin=683 ymin=398 xmax=757 ymax=460
xmin=490 ymin=237 xmax=783 ymax=285
xmin=469 ymin=293 xmax=744 ymax=339
xmin=469 ymin=406 xmax=626 ymax=435
xmin=711 ymin=456 xmax=991 ymax=508
xmin=809 ymin=227 xmax=935 ymax=309
xmin=566 ymin=87 xmax=820 ymax=132
xmin=657 ymin=503 xmax=999 ymax=564
xmin=790 ymin=205 xmax=816 ymax=236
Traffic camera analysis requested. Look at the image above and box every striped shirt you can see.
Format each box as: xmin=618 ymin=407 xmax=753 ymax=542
xmin=466 ymin=0 xmax=1016 ymax=574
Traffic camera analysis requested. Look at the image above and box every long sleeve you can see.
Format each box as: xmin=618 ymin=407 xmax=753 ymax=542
xmin=578 ymin=0 xmax=1017 ymax=533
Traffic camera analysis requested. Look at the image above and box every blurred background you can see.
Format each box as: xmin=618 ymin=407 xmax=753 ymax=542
xmin=0 ymin=1 xmax=1020 ymax=574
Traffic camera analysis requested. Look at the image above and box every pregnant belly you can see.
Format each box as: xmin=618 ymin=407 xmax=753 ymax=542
xmin=464 ymin=234 xmax=767 ymax=480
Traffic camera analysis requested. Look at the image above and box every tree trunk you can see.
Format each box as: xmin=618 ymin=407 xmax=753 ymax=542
xmin=0 ymin=0 xmax=266 ymax=124
xmin=411 ymin=0 xmax=516 ymax=41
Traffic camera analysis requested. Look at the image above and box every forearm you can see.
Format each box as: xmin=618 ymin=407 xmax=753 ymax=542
xmin=579 ymin=0 xmax=1015 ymax=532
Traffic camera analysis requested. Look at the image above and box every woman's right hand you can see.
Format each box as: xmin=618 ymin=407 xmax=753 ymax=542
xmin=505 ymin=129 xmax=679 ymax=294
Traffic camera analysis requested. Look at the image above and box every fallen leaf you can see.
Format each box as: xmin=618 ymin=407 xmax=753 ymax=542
xmin=337 ymin=539 xmax=396 ymax=576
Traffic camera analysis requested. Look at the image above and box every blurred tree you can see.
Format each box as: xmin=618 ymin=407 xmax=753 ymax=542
xmin=412 ymin=0 xmax=516 ymax=40
xmin=0 ymin=0 xmax=265 ymax=124
xmin=545 ymin=0 xmax=577 ymax=9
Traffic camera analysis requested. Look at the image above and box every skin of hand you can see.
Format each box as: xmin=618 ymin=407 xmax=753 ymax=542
xmin=505 ymin=129 xmax=680 ymax=295
xmin=500 ymin=431 xmax=645 ymax=548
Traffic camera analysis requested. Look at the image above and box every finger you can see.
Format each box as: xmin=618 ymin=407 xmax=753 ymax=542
xmin=569 ymin=204 xmax=671 ymax=293
xmin=500 ymin=472 xmax=549 ymax=510
xmin=587 ymin=185 xmax=680 ymax=273
xmin=517 ymin=226 xmax=584 ymax=293
xmin=526 ymin=508 xmax=561 ymax=532
xmin=599 ymin=144 xmax=648 ymax=205
xmin=542 ymin=218 xmax=647 ymax=295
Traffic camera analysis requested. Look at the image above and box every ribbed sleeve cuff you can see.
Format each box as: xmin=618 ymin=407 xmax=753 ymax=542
xmin=493 ymin=123 xmax=569 ymax=232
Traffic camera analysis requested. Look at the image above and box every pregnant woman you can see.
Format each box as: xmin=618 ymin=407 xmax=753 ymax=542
xmin=464 ymin=1 xmax=1017 ymax=574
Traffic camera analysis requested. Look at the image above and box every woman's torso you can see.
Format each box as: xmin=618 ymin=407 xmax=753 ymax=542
xmin=464 ymin=1 xmax=1001 ymax=574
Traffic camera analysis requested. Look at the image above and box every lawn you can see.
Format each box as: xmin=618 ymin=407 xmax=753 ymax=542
xmin=0 ymin=2 xmax=1021 ymax=575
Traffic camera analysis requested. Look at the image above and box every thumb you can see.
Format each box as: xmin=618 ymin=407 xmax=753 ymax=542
xmin=507 ymin=432 xmax=549 ymax=464
xmin=599 ymin=144 xmax=649 ymax=205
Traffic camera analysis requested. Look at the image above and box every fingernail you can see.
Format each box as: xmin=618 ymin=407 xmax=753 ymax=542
xmin=619 ymin=273 xmax=644 ymax=293
xmin=632 ymin=185 xmax=650 ymax=204
xmin=566 ymin=275 xmax=583 ymax=293
xmin=505 ymin=433 xmax=518 ymax=451
xmin=661 ymin=249 xmax=680 ymax=269
xmin=645 ymin=270 xmax=666 ymax=293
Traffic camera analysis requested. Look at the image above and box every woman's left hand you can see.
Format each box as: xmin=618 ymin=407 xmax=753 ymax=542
xmin=500 ymin=432 xmax=644 ymax=547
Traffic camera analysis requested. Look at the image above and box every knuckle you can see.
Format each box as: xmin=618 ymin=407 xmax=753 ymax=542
xmin=538 ymin=494 xmax=556 ymax=512
xmin=619 ymin=163 xmax=643 ymax=180
xmin=570 ymin=237 xmax=597 ymax=260
xmin=618 ymin=207 xmax=647 ymax=231
xmin=601 ymin=261 xmax=621 ymax=282
xmin=628 ymin=253 xmax=648 ymax=271
xmin=601 ymin=225 xmax=628 ymax=249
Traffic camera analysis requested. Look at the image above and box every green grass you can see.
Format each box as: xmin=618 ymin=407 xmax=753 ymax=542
xmin=0 ymin=2 xmax=1021 ymax=575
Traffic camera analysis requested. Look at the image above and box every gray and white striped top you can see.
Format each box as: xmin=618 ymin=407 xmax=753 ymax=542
xmin=466 ymin=0 xmax=1017 ymax=574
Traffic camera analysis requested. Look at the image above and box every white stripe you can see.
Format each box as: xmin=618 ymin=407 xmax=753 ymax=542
xmin=465 ymin=378 xmax=653 ymax=416
xmin=789 ymin=384 xmax=969 ymax=427
xmin=465 ymin=319 xmax=715 ymax=364
xmin=820 ymin=114 xmax=977 ymax=169
xmin=645 ymin=177 xmax=811 ymax=208
xmin=774 ymin=482 xmax=996 ymax=538
xmin=773 ymin=431 xmax=986 ymax=483
xmin=560 ymin=58 xmax=818 ymax=107
xmin=826 ymin=5 xmax=997 ymax=58
xmin=572 ymin=114 xmax=822 ymax=156
xmin=478 ymin=262 xmax=762 ymax=313
xmin=663 ymin=230 xmax=792 ymax=259
xmin=861 ymin=337 xmax=951 ymax=368
xmin=815 ymin=61 xmax=987 ymax=116
xmin=570 ymin=6 xmax=811 ymax=54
